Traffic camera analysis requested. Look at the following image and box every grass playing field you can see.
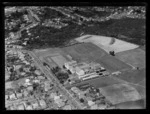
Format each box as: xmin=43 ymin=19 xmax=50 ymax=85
xmin=116 ymin=48 xmax=145 ymax=68
xmin=62 ymin=43 xmax=132 ymax=72
xmin=88 ymin=76 xmax=126 ymax=88
xmin=100 ymin=83 xmax=142 ymax=105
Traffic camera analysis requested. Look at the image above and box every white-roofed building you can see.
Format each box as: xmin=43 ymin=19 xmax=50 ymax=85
xmin=69 ymin=66 xmax=76 ymax=74
xmin=50 ymin=92 xmax=57 ymax=99
xmin=39 ymin=99 xmax=47 ymax=109
xmin=16 ymin=92 xmax=23 ymax=99
xmin=64 ymin=60 xmax=77 ymax=69
xmin=98 ymin=104 xmax=107 ymax=109
xmin=26 ymin=105 xmax=33 ymax=110
xmin=88 ymin=100 xmax=95 ymax=106
xmin=91 ymin=104 xmax=98 ymax=109
xmin=17 ymin=104 xmax=25 ymax=110
xmin=54 ymin=96 xmax=60 ymax=101
xmin=34 ymin=70 xmax=41 ymax=75
xmin=14 ymin=65 xmax=22 ymax=70
xmin=9 ymin=93 xmax=17 ymax=100
xmin=55 ymin=99 xmax=65 ymax=108
xmin=5 ymin=95 xmax=9 ymax=100
xmin=32 ymin=101 xmax=39 ymax=109
xmin=75 ymin=67 xmax=85 ymax=76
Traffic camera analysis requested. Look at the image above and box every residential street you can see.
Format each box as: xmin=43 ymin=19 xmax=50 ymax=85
xmin=28 ymin=51 xmax=83 ymax=109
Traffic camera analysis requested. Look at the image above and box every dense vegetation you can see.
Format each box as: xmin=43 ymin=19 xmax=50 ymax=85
xmin=6 ymin=7 xmax=145 ymax=50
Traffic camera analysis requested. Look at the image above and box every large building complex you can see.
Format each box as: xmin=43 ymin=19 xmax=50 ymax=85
xmin=64 ymin=59 xmax=108 ymax=81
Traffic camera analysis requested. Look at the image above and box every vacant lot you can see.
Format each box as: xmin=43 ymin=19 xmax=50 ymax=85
xmin=62 ymin=43 xmax=131 ymax=72
xmin=116 ymin=48 xmax=145 ymax=68
xmin=75 ymin=35 xmax=139 ymax=53
xmin=114 ymin=68 xmax=145 ymax=84
xmin=100 ymin=83 xmax=142 ymax=105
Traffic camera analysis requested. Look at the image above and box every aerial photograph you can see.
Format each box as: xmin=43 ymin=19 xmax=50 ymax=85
xmin=5 ymin=4 xmax=146 ymax=110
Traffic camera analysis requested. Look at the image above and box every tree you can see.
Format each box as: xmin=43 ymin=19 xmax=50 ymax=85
xmin=19 ymin=67 xmax=23 ymax=72
xmin=63 ymin=65 xmax=66 ymax=69
xmin=33 ymin=83 xmax=39 ymax=90
xmin=109 ymin=51 xmax=115 ymax=56
xmin=80 ymin=98 xmax=84 ymax=103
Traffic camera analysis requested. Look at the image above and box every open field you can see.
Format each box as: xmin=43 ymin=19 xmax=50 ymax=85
xmin=115 ymin=99 xmax=145 ymax=109
xmin=88 ymin=76 xmax=126 ymax=88
xmin=75 ymin=35 xmax=139 ymax=53
xmin=99 ymin=83 xmax=142 ymax=105
xmin=129 ymin=84 xmax=146 ymax=99
xmin=138 ymin=79 xmax=145 ymax=86
xmin=116 ymin=48 xmax=145 ymax=68
xmin=66 ymin=75 xmax=127 ymax=89
xmin=34 ymin=48 xmax=62 ymax=58
xmin=114 ymin=68 xmax=145 ymax=84
xmin=44 ymin=56 xmax=58 ymax=69
xmin=62 ymin=43 xmax=132 ymax=72
xmin=34 ymin=42 xmax=132 ymax=72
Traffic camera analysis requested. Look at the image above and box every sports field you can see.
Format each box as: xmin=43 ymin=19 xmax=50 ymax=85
xmin=114 ymin=68 xmax=145 ymax=84
xmin=51 ymin=55 xmax=68 ymax=68
xmin=99 ymin=83 xmax=142 ymax=105
xmin=116 ymin=48 xmax=145 ymax=68
xmin=75 ymin=35 xmax=139 ymax=53
xmin=62 ymin=43 xmax=132 ymax=72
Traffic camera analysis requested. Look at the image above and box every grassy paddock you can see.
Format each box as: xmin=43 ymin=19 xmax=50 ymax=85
xmin=116 ymin=48 xmax=145 ymax=68
xmin=99 ymin=83 xmax=141 ymax=105
xmin=114 ymin=68 xmax=145 ymax=84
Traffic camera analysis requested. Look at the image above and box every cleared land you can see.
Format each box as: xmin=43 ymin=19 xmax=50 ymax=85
xmin=115 ymin=99 xmax=145 ymax=109
xmin=62 ymin=43 xmax=132 ymax=72
xmin=75 ymin=35 xmax=139 ymax=53
xmin=129 ymin=84 xmax=146 ymax=99
xmin=67 ymin=76 xmax=126 ymax=89
xmin=116 ymin=48 xmax=145 ymax=68
xmin=100 ymin=83 xmax=142 ymax=105
xmin=114 ymin=68 xmax=145 ymax=84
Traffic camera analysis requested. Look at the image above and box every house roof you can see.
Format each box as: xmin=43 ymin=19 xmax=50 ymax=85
xmin=17 ymin=104 xmax=25 ymax=110
xmin=63 ymin=105 xmax=72 ymax=110
xmin=39 ymin=99 xmax=47 ymax=108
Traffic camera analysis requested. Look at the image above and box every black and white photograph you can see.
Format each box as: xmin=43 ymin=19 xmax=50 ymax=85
xmin=5 ymin=2 xmax=146 ymax=110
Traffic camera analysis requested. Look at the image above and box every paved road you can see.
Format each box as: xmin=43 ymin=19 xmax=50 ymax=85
xmin=28 ymin=51 xmax=83 ymax=109
xmin=6 ymin=48 xmax=83 ymax=109
xmin=6 ymin=96 xmax=35 ymax=107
